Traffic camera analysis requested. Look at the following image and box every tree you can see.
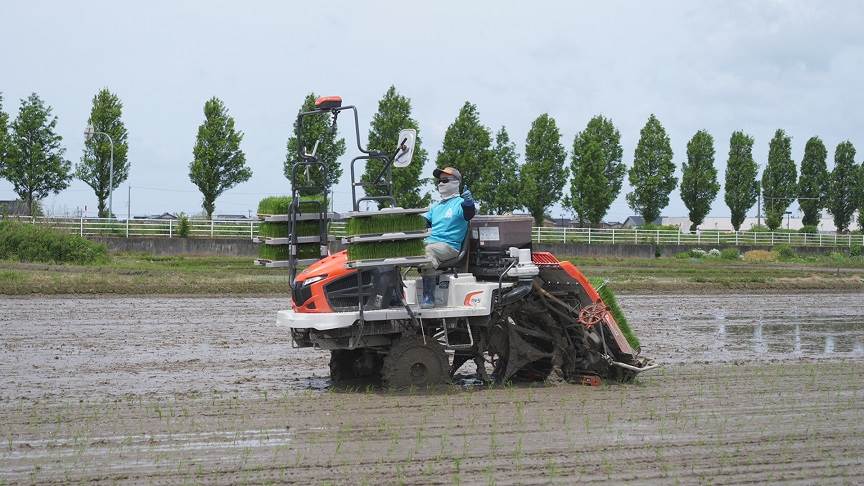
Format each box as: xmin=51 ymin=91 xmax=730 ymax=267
xmin=284 ymin=93 xmax=345 ymax=193
xmin=857 ymin=163 xmax=864 ymax=232
xmin=475 ymin=126 xmax=522 ymax=214
xmin=0 ymin=93 xmax=9 ymax=172
xmin=362 ymin=86 xmax=428 ymax=208
xmin=680 ymin=130 xmax=719 ymax=231
xmin=797 ymin=136 xmax=828 ymax=227
xmin=188 ymin=97 xmax=251 ymax=219
xmin=435 ymin=101 xmax=493 ymax=196
xmin=826 ymin=141 xmax=857 ymax=232
xmin=521 ymin=113 xmax=567 ymax=225
xmin=761 ymin=129 xmax=797 ymax=230
xmin=75 ymin=89 xmax=130 ymax=218
xmin=626 ymin=114 xmax=677 ymax=224
xmin=0 ymin=93 xmax=72 ymax=216
xmin=567 ymin=115 xmax=625 ymax=227
xmin=723 ymin=131 xmax=759 ymax=231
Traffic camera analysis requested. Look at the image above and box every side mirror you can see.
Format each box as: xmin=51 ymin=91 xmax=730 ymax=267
xmin=393 ymin=129 xmax=417 ymax=168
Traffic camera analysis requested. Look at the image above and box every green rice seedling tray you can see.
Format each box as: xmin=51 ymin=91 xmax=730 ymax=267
xmin=261 ymin=213 xmax=336 ymax=222
xmin=346 ymin=238 xmax=425 ymax=262
xmin=345 ymin=213 xmax=427 ymax=237
xmin=258 ymin=243 xmax=321 ymax=261
xmin=347 ymin=256 xmax=432 ymax=268
xmin=593 ymin=280 xmax=640 ymax=351
xmin=342 ymin=230 xmax=430 ymax=244
xmin=257 ymin=195 xmax=328 ymax=218
xmin=339 ymin=207 xmax=427 ymax=219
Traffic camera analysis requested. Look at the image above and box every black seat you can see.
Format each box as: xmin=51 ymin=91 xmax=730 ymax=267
xmin=437 ymin=227 xmax=471 ymax=274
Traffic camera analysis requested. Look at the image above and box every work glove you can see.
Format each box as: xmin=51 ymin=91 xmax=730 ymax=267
xmin=461 ymin=186 xmax=474 ymax=202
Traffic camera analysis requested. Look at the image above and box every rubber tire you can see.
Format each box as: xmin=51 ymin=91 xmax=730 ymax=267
xmin=329 ymin=349 xmax=361 ymax=382
xmin=382 ymin=335 xmax=449 ymax=389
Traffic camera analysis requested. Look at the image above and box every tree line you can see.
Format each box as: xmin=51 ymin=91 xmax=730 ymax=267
xmin=1 ymin=87 xmax=863 ymax=232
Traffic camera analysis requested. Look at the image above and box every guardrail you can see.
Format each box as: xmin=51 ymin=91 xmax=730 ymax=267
xmin=3 ymin=216 xmax=861 ymax=248
xmin=531 ymin=226 xmax=864 ymax=248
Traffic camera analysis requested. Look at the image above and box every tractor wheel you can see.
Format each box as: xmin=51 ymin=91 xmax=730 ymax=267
xmin=381 ymin=335 xmax=449 ymax=389
xmin=329 ymin=349 xmax=382 ymax=383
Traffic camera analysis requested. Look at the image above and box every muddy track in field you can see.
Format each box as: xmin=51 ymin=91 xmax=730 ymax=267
xmin=1 ymin=293 xmax=863 ymax=483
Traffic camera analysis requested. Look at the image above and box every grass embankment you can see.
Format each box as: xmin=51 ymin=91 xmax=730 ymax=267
xmin=570 ymin=252 xmax=864 ymax=292
xmin=0 ymin=254 xmax=290 ymax=295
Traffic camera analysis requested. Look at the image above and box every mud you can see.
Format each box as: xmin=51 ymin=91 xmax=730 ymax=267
xmin=2 ymin=292 xmax=863 ymax=483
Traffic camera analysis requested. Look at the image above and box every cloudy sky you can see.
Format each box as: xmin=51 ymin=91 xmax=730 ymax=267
xmin=2 ymin=0 xmax=863 ymax=220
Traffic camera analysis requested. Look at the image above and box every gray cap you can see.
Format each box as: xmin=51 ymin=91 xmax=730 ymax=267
xmin=433 ymin=166 xmax=461 ymax=180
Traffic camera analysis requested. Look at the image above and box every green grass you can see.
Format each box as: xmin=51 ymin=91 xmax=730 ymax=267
xmin=258 ymin=243 xmax=320 ymax=261
xmin=347 ymin=239 xmax=425 ymax=261
xmin=0 ymin=221 xmax=108 ymax=264
xmin=346 ymin=214 xmax=426 ymax=236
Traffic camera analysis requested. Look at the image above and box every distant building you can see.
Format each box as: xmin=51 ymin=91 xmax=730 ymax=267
xmin=214 ymin=214 xmax=250 ymax=220
xmin=0 ymin=200 xmax=40 ymax=217
xmin=621 ymin=216 xmax=662 ymax=228
xmin=133 ymin=212 xmax=178 ymax=220
xmin=660 ymin=215 xmax=859 ymax=233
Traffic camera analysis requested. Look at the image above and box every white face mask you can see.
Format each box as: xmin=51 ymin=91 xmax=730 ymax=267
xmin=437 ymin=179 xmax=460 ymax=199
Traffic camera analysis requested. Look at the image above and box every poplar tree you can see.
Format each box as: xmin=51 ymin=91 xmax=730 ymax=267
xmin=521 ymin=113 xmax=567 ymax=225
xmin=475 ymin=126 xmax=521 ymax=214
xmin=189 ymin=97 xmax=251 ymax=219
xmin=724 ymin=131 xmax=759 ymax=231
xmin=761 ymin=129 xmax=797 ymax=230
xmin=567 ymin=115 xmax=625 ymax=227
xmin=285 ymin=93 xmax=346 ymax=192
xmin=362 ymin=86 xmax=428 ymax=208
xmin=75 ymin=88 xmax=130 ymax=218
xmin=797 ymin=136 xmax=828 ymax=227
xmin=1 ymin=93 xmax=72 ymax=216
xmin=680 ymin=130 xmax=719 ymax=231
xmin=0 ymin=94 xmax=9 ymax=172
xmin=857 ymin=164 xmax=864 ymax=232
xmin=626 ymin=114 xmax=677 ymax=224
xmin=435 ymin=101 xmax=493 ymax=195
xmin=827 ymin=141 xmax=857 ymax=232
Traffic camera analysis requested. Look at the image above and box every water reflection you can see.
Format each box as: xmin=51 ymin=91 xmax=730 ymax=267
xmin=717 ymin=320 xmax=863 ymax=358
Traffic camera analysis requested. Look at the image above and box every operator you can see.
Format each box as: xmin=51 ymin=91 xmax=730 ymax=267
xmin=421 ymin=166 xmax=475 ymax=308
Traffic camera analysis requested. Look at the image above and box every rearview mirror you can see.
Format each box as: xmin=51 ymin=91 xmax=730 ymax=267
xmin=393 ymin=129 xmax=416 ymax=168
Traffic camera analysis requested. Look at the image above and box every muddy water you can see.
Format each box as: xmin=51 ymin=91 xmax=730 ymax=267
xmin=2 ymin=293 xmax=864 ymax=484
xmin=1 ymin=292 xmax=862 ymax=401
xmin=625 ymin=292 xmax=864 ymax=363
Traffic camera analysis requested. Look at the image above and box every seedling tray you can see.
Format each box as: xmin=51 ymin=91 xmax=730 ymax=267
xmin=346 ymin=256 xmax=432 ymax=268
xmin=338 ymin=207 xmax=428 ymax=219
xmin=341 ymin=230 xmax=430 ymax=244
xmin=253 ymin=235 xmax=328 ymax=245
xmin=254 ymin=258 xmax=320 ymax=268
xmin=259 ymin=213 xmax=335 ymax=222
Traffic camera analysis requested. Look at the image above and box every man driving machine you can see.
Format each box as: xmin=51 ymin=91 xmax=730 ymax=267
xmin=421 ymin=166 xmax=476 ymax=308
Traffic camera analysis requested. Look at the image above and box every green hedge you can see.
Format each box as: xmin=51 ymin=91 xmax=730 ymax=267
xmin=0 ymin=222 xmax=108 ymax=264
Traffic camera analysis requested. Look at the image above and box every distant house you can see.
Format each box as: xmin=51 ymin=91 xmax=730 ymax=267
xmin=621 ymin=216 xmax=662 ymax=228
xmin=134 ymin=212 xmax=178 ymax=220
xmin=660 ymin=216 xmax=857 ymax=233
xmin=214 ymin=214 xmax=250 ymax=221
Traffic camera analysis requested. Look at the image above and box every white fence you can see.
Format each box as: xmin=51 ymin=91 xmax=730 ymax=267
xmin=532 ymin=226 xmax=864 ymax=248
xmin=2 ymin=216 xmax=349 ymax=239
xmin=3 ymin=216 xmax=862 ymax=248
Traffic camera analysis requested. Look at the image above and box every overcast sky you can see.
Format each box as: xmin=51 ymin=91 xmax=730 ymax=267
xmin=2 ymin=0 xmax=863 ymax=220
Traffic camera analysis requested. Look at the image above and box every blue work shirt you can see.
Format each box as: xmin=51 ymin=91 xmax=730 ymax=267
xmin=423 ymin=196 xmax=468 ymax=251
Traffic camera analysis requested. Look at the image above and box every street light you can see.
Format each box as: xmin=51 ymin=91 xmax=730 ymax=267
xmin=84 ymin=123 xmax=114 ymax=219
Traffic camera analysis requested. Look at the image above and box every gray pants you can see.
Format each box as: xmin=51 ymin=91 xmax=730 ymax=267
xmin=423 ymin=242 xmax=459 ymax=275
